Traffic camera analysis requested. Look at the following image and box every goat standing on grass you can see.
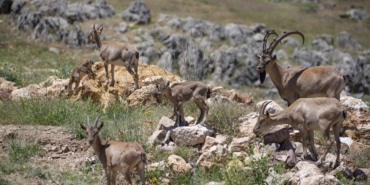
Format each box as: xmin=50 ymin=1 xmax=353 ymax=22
xmin=155 ymin=81 xmax=212 ymax=127
xmin=80 ymin=116 xmax=146 ymax=185
xmin=253 ymin=98 xmax=347 ymax=169
xmin=256 ymin=30 xmax=348 ymax=106
xmin=89 ymin=24 xmax=140 ymax=90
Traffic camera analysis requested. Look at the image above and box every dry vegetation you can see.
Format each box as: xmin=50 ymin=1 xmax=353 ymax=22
xmin=0 ymin=0 xmax=370 ymax=184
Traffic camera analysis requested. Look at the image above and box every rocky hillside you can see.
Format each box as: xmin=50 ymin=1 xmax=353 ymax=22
xmin=1 ymin=0 xmax=370 ymax=94
xmin=0 ymin=0 xmax=370 ymax=185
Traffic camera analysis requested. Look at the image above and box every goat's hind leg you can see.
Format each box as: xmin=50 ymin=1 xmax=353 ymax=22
xmin=332 ymin=123 xmax=342 ymax=168
xmin=194 ymin=98 xmax=208 ymax=125
xmin=308 ymin=130 xmax=318 ymax=161
xmin=125 ymin=59 xmax=139 ymax=90
xmin=316 ymin=129 xmax=334 ymax=167
xmin=300 ymin=130 xmax=310 ymax=160
xmin=137 ymin=162 xmax=146 ymax=185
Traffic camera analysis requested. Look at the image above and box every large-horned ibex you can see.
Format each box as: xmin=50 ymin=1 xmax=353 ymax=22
xmin=253 ymin=98 xmax=347 ymax=168
xmin=256 ymin=30 xmax=347 ymax=106
xmin=67 ymin=58 xmax=96 ymax=95
xmin=80 ymin=116 xmax=146 ymax=185
xmin=155 ymin=81 xmax=212 ymax=127
xmin=89 ymin=24 xmax=140 ymax=90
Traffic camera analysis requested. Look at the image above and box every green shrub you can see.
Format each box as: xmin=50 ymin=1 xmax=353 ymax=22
xmin=0 ymin=66 xmax=22 ymax=86
xmin=207 ymin=102 xmax=249 ymax=135
xmin=349 ymin=147 xmax=370 ymax=168
xmin=6 ymin=139 xmax=44 ymax=163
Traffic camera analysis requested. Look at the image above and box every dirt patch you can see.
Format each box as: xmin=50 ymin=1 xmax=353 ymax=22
xmin=0 ymin=124 xmax=100 ymax=185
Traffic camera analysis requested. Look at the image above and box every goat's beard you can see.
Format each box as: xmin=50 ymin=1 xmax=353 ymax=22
xmin=259 ymin=71 xmax=266 ymax=84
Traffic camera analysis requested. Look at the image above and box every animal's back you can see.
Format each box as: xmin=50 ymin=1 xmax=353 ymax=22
xmin=297 ymin=66 xmax=345 ymax=98
xmin=291 ymin=97 xmax=345 ymax=129
xmin=105 ymin=141 xmax=146 ymax=170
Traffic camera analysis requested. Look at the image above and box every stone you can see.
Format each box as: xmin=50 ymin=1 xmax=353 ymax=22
xmin=167 ymin=154 xmax=192 ymax=172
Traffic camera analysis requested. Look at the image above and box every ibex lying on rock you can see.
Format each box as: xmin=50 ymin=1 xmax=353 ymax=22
xmin=155 ymin=81 xmax=212 ymax=127
xmin=253 ymin=98 xmax=347 ymax=168
xmin=257 ymin=30 xmax=348 ymax=106
xmin=89 ymin=24 xmax=140 ymax=90
xmin=80 ymin=116 xmax=146 ymax=185
xmin=67 ymin=58 xmax=96 ymax=95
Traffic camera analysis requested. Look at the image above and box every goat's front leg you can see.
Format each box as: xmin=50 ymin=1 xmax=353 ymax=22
xmin=178 ymin=105 xmax=188 ymax=126
xmin=111 ymin=170 xmax=117 ymax=185
xmin=74 ymin=78 xmax=80 ymax=95
xmin=169 ymin=106 xmax=176 ymax=120
xmin=110 ymin=64 xmax=115 ymax=87
xmin=103 ymin=62 xmax=110 ymax=87
xmin=105 ymin=168 xmax=112 ymax=185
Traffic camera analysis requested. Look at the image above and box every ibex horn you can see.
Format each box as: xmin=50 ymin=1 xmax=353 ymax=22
xmin=94 ymin=115 xmax=101 ymax=126
xmin=262 ymin=30 xmax=278 ymax=54
xmin=259 ymin=100 xmax=272 ymax=116
xmin=266 ymin=30 xmax=305 ymax=56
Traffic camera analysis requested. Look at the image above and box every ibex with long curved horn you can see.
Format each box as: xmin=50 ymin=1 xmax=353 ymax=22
xmin=256 ymin=30 xmax=348 ymax=106
xmin=253 ymin=98 xmax=347 ymax=169
xmin=80 ymin=116 xmax=146 ymax=185
xmin=89 ymin=24 xmax=140 ymax=90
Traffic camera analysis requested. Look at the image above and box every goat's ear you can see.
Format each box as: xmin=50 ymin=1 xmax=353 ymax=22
xmin=272 ymin=55 xmax=277 ymax=60
xmin=80 ymin=124 xmax=86 ymax=130
xmin=255 ymin=54 xmax=261 ymax=60
xmin=98 ymin=122 xmax=104 ymax=130
xmin=266 ymin=111 xmax=270 ymax=117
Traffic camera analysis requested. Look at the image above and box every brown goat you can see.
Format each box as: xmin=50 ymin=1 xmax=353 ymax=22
xmin=80 ymin=116 xmax=146 ymax=185
xmin=67 ymin=58 xmax=95 ymax=95
xmin=256 ymin=30 xmax=347 ymax=106
xmin=253 ymin=98 xmax=347 ymax=168
xmin=155 ymin=81 xmax=212 ymax=127
xmin=89 ymin=24 xmax=140 ymax=90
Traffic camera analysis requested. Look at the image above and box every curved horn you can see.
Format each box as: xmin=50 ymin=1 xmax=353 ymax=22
xmin=259 ymin=100 xmax=272 ymax=116
xmin=262 ymin=30 xmax=278 ymax=54
xmin=87 ymin=115 xmax=91 ymax=126
xmin=266 ymin=30 xmax=305 ymax=56
xmin=94 ymin=115 xmax=101 ymax=126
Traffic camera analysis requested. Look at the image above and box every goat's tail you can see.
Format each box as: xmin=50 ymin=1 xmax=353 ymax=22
xmin=342 ymin=109 xmax=347 ymax=120
xmin=343 ymin=74 xmax=352 ymax=84
xmin=140 ymin=153 xmax=147 ymax=164
xmin=206 ymin=84 xmax=213 ymax=99
xmin=135 ymin=50 xmax=140 ymax=61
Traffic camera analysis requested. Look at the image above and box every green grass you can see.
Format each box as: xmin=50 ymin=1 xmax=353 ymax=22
xmin=0 ymin=0 xmax=370 ymax=184
xmin=5 ymin=139 xmax=44 ymax=163
xmin=208 ymin=101 xmax=252 ymax=135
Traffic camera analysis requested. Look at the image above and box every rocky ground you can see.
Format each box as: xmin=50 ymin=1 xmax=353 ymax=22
xmin=0 ymin=124 xmax=89 ymax=185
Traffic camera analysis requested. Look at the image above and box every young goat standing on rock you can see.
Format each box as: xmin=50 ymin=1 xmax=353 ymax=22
xmin=80 ymin=116 xmax=146 ymax=185
xmin=67 ymin=58 xmax=96 ymax=95
xmin=89 ymin=24 xmax=140 ymax=90
xmin=155 ymin=81 xmax=212 ymax=127
xmin=253 ymin=98 xmax=347 ymax=169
